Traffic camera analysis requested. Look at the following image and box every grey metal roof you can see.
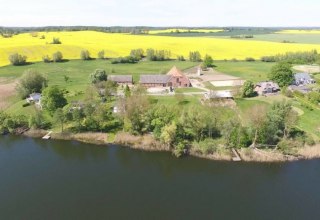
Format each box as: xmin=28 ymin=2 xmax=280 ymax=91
xmin=140 ymin=75 xmax=172 ymax=84
xmin=109 ymin=75 xmax=133 ymax=83
xmin=294 ymin=73 xmax=313 ymax=81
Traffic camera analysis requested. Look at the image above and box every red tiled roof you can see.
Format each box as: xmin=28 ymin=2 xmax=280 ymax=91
xmin=167 ymin=66 xmax=184 ymax=77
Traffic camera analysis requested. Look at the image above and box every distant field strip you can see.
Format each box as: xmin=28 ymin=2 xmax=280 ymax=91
xmin=1 ymin=31 xmax=320 ymax=66
xmin=276 ymin=30 xmax=320 ymax=34
xmin=148 ymin=29 xmax=224 ymax=34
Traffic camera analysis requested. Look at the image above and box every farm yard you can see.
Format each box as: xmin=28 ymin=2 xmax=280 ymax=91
xmin=1 ymin=30 xmax=320 ymax=67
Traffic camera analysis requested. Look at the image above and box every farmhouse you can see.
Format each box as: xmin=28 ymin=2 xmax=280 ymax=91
xmin=140 ymin=66 xmax=191 ymax=88
xmin=109 ymin=75 xmax=133 ymax=86
xmin=26 ymin=93 xmax=41 ymax=103
xmin=294 ymin=73 xmax=316 ymax=86
xmin=254 ymin=81 xmax=280 ymax=95
xmin=167 ymin=66 xmax=191 ymax=87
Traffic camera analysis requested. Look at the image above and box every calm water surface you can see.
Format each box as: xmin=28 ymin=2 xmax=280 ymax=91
xmin=1 ymin=136 xmax=320 ymax=220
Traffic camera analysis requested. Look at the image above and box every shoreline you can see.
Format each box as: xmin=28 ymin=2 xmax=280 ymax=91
xmin=16 ymin=129 xmax=320 ymax=163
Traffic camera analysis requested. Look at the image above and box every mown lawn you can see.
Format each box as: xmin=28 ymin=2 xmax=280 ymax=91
xmin=174 ymin=87 xmax=205 ymax=93
xmin=214 ymin=61 xmax=274 ymax=82
xmin=0 ymin=60 xmax=198 ymax=114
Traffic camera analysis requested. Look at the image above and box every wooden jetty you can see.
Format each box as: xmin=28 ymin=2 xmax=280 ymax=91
xmin=42 ymin=131 xmax=52 ymax=140
xmin=231 ymin=149 xmax=242 ymax=162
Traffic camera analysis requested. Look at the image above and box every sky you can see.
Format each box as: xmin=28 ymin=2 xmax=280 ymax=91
xmin=0 ymin=0 xmax=319 ymax=27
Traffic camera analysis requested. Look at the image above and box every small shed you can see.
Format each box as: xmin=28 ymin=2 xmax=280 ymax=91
xmin=255 ymin=81 xmax=280 ymax=95
xmin=109 ymin=75 xmax=133 ymax=85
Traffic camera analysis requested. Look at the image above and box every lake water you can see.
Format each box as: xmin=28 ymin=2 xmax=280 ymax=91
xmin=1 ymin=136 xmax=320 ymax=220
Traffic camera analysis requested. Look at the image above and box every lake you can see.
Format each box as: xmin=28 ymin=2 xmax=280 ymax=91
xmin=1 ymin=136 xmax=320 ymax=220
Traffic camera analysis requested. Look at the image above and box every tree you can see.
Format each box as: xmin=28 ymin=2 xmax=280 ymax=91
xmin=52 ymin=51 xmax=63 ymax=62
xmin=102 ymin=80 xmax=117 ymax=100
xmin=130 ymin=49 xmax=144 ymax=61
xmin=98 ymin=50 xmax=105 ymax=59
xmin=189 ymin=51 xmax=202 ymax=62
xmin=202 ymin=54 xmax=214 ymax=68
xmin=16 ymin=69 xmax=48 ymax=98
xmin=41 ymin=86 xmax=67 ymax=114
xmin=9 ymin=53 xmax=27 ymax=66
xmin=124 ymin=85 xmax=131 ymax=98
xmin=53 ymin=108 xmax=66 ymax=132
xmin=241 ymin=80 xmax=256 ymax=97
xmin=42 ymin=55 xmax=51 ymax=63
xmin=247 ymin=105 xmax=267 ymax=148
xmin=72 ymin=108 xmax=84 ymax=131
xmin=269 ymin=62 xmax=294 ymax=87
xmin=80 ymin=50 xmax=91 ymax=60
xmin=90 ymin=69 xmax=107 ymax=84
xmin=160 ymin=122 xmax=177 ymax=147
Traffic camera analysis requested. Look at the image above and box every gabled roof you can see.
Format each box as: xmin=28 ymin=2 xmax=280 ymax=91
xmin=167 ymin=66 xmax=185 ymax=77
xmin=109 ymin=75 xmax=133 ymax=83
xmin=294 ymin=73 xmax=313 ymax=80
xmin=140 ymin=75 xmax=172 ymax=84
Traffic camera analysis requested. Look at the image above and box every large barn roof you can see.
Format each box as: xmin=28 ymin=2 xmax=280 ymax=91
xmin=140 ymin=75 xmax=172 ymax=84
xmin=109 ymin=75 xmax=133 ymax=83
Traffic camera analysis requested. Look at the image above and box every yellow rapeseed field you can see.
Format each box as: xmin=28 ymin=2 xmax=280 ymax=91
xmin=276 ymin=30 xmax=320 ymax=34
xmin=148 ymin=29 xmax=223 ymax=34
xmin=0 ymin=31 xmax=320 ymax=67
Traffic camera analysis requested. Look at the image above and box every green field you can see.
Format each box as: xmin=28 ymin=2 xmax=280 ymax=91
xmin=0 ymin=59 xmax=198 ymax=87
xmin=214 ymin=61 xmax=274 ymax=82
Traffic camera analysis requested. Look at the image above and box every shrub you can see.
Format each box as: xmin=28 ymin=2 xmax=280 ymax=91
xmin=22 ymin=103 xmax=30 ymax=107
xmin=9 ymin=53 xmax=27 ymax=66
xmin=80 ymin=50 xmax=91 ymax=60
xmin=177 ymin=55 xmax=185 ymax=61
xmin=42 ymin=55 xmax=51 ymax=63
xmin=52 ymin=51 xmax=63 ymax=62
xmin=245 ymin=57 xmax=255 ymax=62
xmin=51 ymin=37 xmax=61 ymax=44
xmin=261 ymin=56 xmax=277 ymax=62
xmin=97 ymin=50 xmax=105 ymax=59
xmin=189 ymin=51 xmax=202 ymax=62
xmin=111 ymin=56 xmax=136 ymax=64
xmin=90 ymin=69 xmax=108 ymax=84
xmin=130 ymin=49 xmax=144 ymax=61
xmin=173 ymin=142 xmax=186 ymax=158
xmin=146 ymin=49 xmax=171 ymax=61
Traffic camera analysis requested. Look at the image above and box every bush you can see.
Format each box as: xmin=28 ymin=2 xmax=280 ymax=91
xmin=51 ymin=37 xmax=61 ymax=44
xmin=146 ymin=49 xmax=171 ymax=61
xmin=52 ymin=51 xmax=63 ymax=62
xmin=245 ymin=57 xmax=255 ymax=62
xmin=192 ymin=139 xmax=219 ymax=155
xmin=90 ymin=69 xmax=108 ymax=83
xmin=22 ymin=103 xmax=30 ymax=107
xmin=177 ymin=55 xmax=185 ymax=61
xmin=130 ymin=49 xmax=144 ymax=61
xmin=277 ymin=139 xmax=300 ymax=155
xmin=261 ymin=56 xmax=276 ymax=62
xmin=189 ymin=51 xmax=202 ymax=62
xmin=80 ymin=50 xmax=91 ymax=60
xmin=9 ymin=53 xmax=27 ymax=66
xmin=42 ymin=55 xmax=51 ymax=63
xmin=98 ymin=50 xmax=105 ymax=59
xmin=173 ymin=142 xmax=186 ymax=158
xmin=111 ymin=56 xmax=136 ymax=64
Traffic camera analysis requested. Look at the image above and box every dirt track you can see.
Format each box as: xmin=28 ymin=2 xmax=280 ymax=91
xmin=0 ymin=78 xmax=17 ymax=109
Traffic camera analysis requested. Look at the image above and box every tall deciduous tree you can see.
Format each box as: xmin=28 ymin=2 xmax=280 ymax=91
xmin=269 ymin=62 xmax=294 ymax=87
xmin=41 ymin=86 xmax=67 ymax=114
xmin=16 ymin=69 xmax=48 ymax=98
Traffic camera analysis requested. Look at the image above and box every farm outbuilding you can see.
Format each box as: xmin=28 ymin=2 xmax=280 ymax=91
xmin=109 ymin=75 xmax=133 ymax=86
